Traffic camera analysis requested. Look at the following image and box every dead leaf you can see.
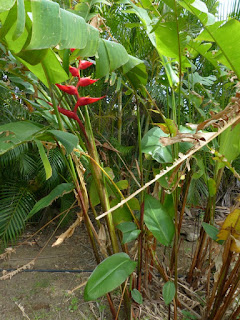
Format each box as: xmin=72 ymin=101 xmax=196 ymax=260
xmin=159 ymin=132 xmax=215 ymax=147
xmin=197 ymin=92 xmax=240 ymax=131
xmin=98 ymin=224 xmax=108 ymax=257
xmin=52 ymin=214 xmax=83 ymax=247
xmin=0 ymin=260 xmax=35 ymax=280
xmin=0 ymin=247 xmax=16 ymax=261
xmin=217 ymin=208 xmax=240 ymax=252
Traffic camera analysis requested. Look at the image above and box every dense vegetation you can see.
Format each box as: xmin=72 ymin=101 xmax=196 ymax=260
xmin=1 ymin=0 xmax=240 ymax=319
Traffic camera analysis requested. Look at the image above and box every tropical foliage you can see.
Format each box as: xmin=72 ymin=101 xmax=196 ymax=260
xmin=1 ymin=0 xmax=240 ymax=319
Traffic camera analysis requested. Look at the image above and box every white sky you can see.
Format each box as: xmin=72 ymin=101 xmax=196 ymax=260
xmin=218 ymin=0 xmax=235 ymax=19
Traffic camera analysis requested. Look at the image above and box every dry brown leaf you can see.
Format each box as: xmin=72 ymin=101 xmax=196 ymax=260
xmin=217 ymin=208 xmax=240 ymax=252
xmin=0 ymin=260 xmax=35 ymax=280
xmin=52 ymin=215 xmax=83 ymax=247
xmin=159 ymin=132 xmax=215 ymax=147
xmin=102 ymin=142 xmax=119 ymax=153
xmin=0 ymin=247 xmax=16 ymax=261
xmin=90 ymin=14 xmax=104 ymax=32
xmin=197 ymin=92 xmax=240 ymax=131
xmin=98 ymin=224 xmax=108 ymax=257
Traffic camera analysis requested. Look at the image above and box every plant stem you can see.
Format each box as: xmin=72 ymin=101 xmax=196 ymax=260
xmin=136 ymin=98 xmax=144 ymax=291
xmin=83 ymin=105 xmax=119 ymax=254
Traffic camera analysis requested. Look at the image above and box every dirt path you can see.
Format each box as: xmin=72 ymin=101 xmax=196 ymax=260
xmin=0 ymin=224 xmax=109 ymax=320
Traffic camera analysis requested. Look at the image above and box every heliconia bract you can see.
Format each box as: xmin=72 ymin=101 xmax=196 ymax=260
xmin=77 ymin=77 xmax=99 ymax=87
xmin=74 ymin=96 xmax=106 ymax=112
xmin=56 ymin=84 xmax=79 ymax=96
xmin=69 ymin=66 xmax=80 ymax=78
xmin=79 ymin=60 xmax=93 ymax=70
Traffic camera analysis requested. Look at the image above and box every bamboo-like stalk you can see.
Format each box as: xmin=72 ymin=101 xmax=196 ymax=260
xmin=136 ymin=100 xmax=144 ymax=292
xmin=83 ymin=105 xmax=120 ymax=254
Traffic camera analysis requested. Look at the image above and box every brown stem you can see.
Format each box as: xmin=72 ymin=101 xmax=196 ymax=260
xmin=229 ymin=302 xmax=240 ymax=320
xmin=208 ymin=242 xmax=232 ymax=319
xmin=149 ymin=246 xmax=169 ymax=282
xmin=170 ymin=172 xmax=192 ymax=272
xmin=107 ymin=293 xmax=118 ymax=320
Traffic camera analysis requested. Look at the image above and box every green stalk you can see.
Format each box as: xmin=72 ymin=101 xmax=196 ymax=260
xmin=117 ymin=90 xmax=122 ymax=145
xmin=83 ymin=105 xmax=119 ymax=254
xmin=136 ymin=95 xmax=144 ymax=291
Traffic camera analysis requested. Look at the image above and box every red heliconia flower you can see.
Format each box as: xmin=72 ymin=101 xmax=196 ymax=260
xmin=77 ymin=77 xmax=99 ymax=87
xmin=69 ymin=66 xmax=80 ymax=78
xmin=56 ymin=84 xmax=79 ymax=96
xmin=79 ymin=60 xmax=93 ymax=70
xmin=74 ymin=96 xmax=106 ymax=112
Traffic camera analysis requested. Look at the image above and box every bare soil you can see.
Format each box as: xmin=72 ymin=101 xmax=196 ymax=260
xmin=0 ymin=209 xmax=216 ymax=320
xmin=0 ymin=223 xmax=110 ymax=320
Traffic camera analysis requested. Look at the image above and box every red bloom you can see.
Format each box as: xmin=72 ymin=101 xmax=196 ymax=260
xmin=70 ymin=48 xmax=76 ymax=52
xmin=56 ymin=84 xmax=79 ymax=96
xmin=79 ymin=60 xmax=93 ymax=70
xmin=77 ymin=77 xmax=99 ymax=87
xmin=69 ymin=66 xmax=80 ymax=78
xmin=74 ymin=96 xmax=106 ymax=112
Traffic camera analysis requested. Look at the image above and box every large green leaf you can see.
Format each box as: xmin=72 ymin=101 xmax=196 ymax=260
xmin=17 ymin=49 xmax=69 ymax=87
xmin=180 ymin=0 xmax=240 ymax=79
xmin=103 ymin=39 xmax=129 ymax=72
xmin=122 ymin=55 xmax=147 ymax=88
xmin=144 ymin=194 xmax=175 ymax=246
xmin=26 ymin=183 xmax=74 ymax=219
xmin=59 ymin=8 xmax=87 ymax=50
xmin=26 ymin=0 xmax=88 ymax=50
xmin=216 ymin=123 xmax=240 ymax=171
xmin=27 ymin=0 xmax=60 ymax=49
xmin=77 ymin=24 xmax=99 ymax=57
xmin=47 ymin=130 xmax=79 ymax=154
xmin=96 ymin=38 xmax=110 ymax=78
xmin=3 ymin=5 xmax=29 ymax=54
xmin=0 ymin=121 xmax=43 ymax=155
xmin=84 ymin=253 xmax=137 ymax=301
xmin=178 ymin=0 xmax=215 ymax=26
xmin=155 ymin=22 xmax=179 ymax=59
xmin=0 ymin=0 xmax=16 ymax=12
xmin=12 ymin=0 xmax=25 ymax=40
xmin=141 ymin=127 xmax=173 ymax=163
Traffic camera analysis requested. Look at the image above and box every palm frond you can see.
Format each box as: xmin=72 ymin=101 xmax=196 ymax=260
xmin=36 ymin=148 xmax=67 ymax=191
xmin=0 ymin=182 xmax=36 ymax=245
xmin=0 ymin=144 xmax=29 ymax=167
xmin=187 ymin=177 xmax=208 ymax=206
